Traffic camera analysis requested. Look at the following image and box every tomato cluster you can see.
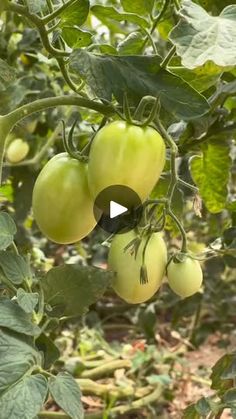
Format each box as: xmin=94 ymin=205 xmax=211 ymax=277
xmin=31 ymin=121 xmax=203 ymax=302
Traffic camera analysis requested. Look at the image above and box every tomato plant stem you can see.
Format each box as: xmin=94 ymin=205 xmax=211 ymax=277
xmin=0 ymin=97 xmax=113 ymax=184
xmin=155 ymin=117 xmax=188 ymax=252
xmin=42 ymin=0 xmax=77 ymax=24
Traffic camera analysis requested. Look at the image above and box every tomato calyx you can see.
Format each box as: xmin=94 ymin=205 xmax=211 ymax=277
xmin=61 ymin=119 xmax=88 ymax=163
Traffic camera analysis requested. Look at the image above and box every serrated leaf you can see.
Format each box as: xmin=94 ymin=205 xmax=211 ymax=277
xmin=0 ymin=298 xmax=40 ymax=336
xmin=0 ymin=251 xmax=31 ymax=284
xmin=0 ymin=329 xmax=41 ymax=394
xmin=49 ymin=372 xmax=84 ymax=419
xmin=121 ymin=0 xmax=154 ymax=15
xmin=42 ymin=264 xmax=112 ymax=317
xmin=0 ymin=374 xmax=48 ymax=419
xmin=69 ymin=49 xmax=209 ymax=120
xmin=117 ymin=32 xmax=145 ymax=55
xmin=0 ymin=212 xmax=16 ymax=250
xmin=91 ymin=5 xmax=149 ymax=29
xmin=17 ymin=288 xmax=39 ymax=313
xmin=60 ymin=0 xmax=89 ymax=27
xmin=170 ymin=0 xmax=236 ymax=69
xmin=190 ymin=141 xmax=231 ymax=213
xmin=62 ymin=26 xmax=92 ymax=48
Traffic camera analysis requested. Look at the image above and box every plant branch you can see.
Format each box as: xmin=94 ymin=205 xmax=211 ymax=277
xmin=154 ymin=117 xmax=188 ymax=252
xmin=151 ymin=0 xmax=171 ymax=34
xmin=160 ymin=46 xmax=176 ymax=68
xmin=42 ymin=0 xmax=77 ymax=24
xmin=0 ymin=96 xmax=113 ymax=185
xmin=4 ymin=2 xmax=69 ymax=57
xmin=141 ymin=0 xmax=170 ymax=51
xmin=6 ymin=96 xmax=114 ymax=127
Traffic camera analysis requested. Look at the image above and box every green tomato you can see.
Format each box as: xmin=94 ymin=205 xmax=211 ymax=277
xmin=167 ymin=257 xmax=203 ymax=298
xmin=88 ymin=121 xmax=166 ymax=202
xmin=108 ymin=230 xmax=167 ymax=304
xmin=32 ymin=153 xmax=96 ymax=244
xmin=6 ymin=138 xmax=29 ymax=163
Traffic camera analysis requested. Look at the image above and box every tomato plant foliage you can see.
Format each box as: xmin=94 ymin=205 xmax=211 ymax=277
xmin=0 ymin=0 xmax=235 ymax=418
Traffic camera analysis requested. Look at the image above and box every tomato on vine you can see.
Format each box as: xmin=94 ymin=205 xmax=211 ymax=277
xmin=108 ymin=230 xmax=167 ymax=304
xmin=6 ymin=138 xmax=29 ymax=163
xmin=32 ymin=153 xmax=96 ymax=244
xmin=88 ymin=121 xmax=166 ymax=202
xmin=167 ymin=256 xmax=203 ymax=298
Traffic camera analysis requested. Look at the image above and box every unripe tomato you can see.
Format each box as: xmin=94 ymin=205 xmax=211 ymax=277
xmin=108 ymin=231 xmax=167 ymax=304
xmin=167 ymin=257 xmax=203 ymax=298
xmin=88 ymin=121 xmax=166 ymax=202
xmin=6 ymin=139 xmax=29 ymax=163
xmin=32 ymin=153 xmax=96 ymax=244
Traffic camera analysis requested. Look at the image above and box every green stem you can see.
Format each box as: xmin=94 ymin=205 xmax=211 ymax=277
xmin=178 ymin=178 xmax=198 ymax=193
xmin=155 ymin=117 xmax=188 ymax=252
xmin=151 ymin=0 xmax=171 ymax=34
xmin=167 ymin=209 xmax=187 ymax=252
xmin=160 ymin=46 xmax=176 ymax=68
xmin=11 ymin=241 xmax=19 ymax=255
xmin=6 ymin=96 xmax=113 ymax=127
xmin=0 ymin=96 xmax=113 ymax=185
xmin=5 ymin=2 xmax=69 ymax=57
xmin=46 ymin=0 xmax=53 ymax=13
xmin=0 ymin=115 xmax=12 ymax=185
xmin=141 ymin=0 xmax=170 ymax=51
xmin=42 ymin=0 xmax=77 ymax=24
xmin=173 ymin=0 xmax=181 ymax=10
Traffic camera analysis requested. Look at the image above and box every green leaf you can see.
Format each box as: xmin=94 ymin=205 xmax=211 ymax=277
xmin=169 ymin=61 xmax=222 ymax=92
xmin=17 ymin=288 xmax=39 ymax=313
xmin=223 ymin=388 xmax=236 ymax=406
xmin=25 ymin=0 xmax=47 ymax=14
xmin=62 ymin=26 xmax=92 ymax=48
xmin=91 ymin=5 xmax=149 ymax=29
xmin=99 ymin=44 xmax=117 ymax=55
xmin=60 ymin=0 xmax=89 ymax=27
xmin=0 ymin=212 xmax=16 ymax=250
xmin=121 ymin=0 xmax=154 ymax=15
xmin=0 ymin=374 xmax=48 ymax=418
xmin=42 ymin=264 xmax=112 ymax=317
xmin=49 ymin=372 xmax=84 ymax=419
xmin=211 ymin=353 xmax=236 ymax=392
xmin=170 ymin=0 xmax=236 ymax=69
xmin=36 ymin=333 xmax=60 ymax=370
xmin=195 ymin=397 xmax=211 ymax=416
xmin=0 ymin=298 xmax=40 ymax=336
xmin=190 ymin=141 xmax=231 ymax=213
xmin=0 ymin=251 xmax=31 ymax=284
xmin=183 ymin=404 xmax=201 ymax=419
xmin=117 ymin=32 xmax=145 ymax=55
xmin=0 ymin=329 xmax=41 ymax=394
xmin=69 ymin=50 xmax=209 ymax=120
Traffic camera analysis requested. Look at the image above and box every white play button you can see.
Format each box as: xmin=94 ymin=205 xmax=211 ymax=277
xmin=110 ymin=201 xmax=128 ymax=219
